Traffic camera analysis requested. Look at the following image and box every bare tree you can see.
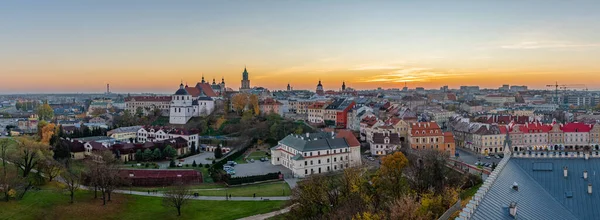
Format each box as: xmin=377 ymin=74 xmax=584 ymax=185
xmin=86 ymin=150 xmax=126 ymax=205
xmin=38 ymin=158 xmax=62 ymax=182
xmin=163 ymin=181 xmax=193 ymax=216
xmin=62 ymin=167 xmax=81 ymax=203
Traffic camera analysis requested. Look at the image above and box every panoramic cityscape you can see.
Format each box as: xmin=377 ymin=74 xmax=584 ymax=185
xmin=1 ymin=1 xmax=600 ymax=220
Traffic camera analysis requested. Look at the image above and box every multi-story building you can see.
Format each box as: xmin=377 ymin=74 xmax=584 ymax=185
xmin=323 ymin=99 xmax=355 ymax=128
xmin=136 ymin=126 xmax=199 ymax=150
xmin=259 ymin=98 xmax=283 ymax=116
xmin=107 ymin=126 xmax=142 ymax=142
xmin=169 ymin=83 xmax=215 ymax=124
xmin=369 ymin=130 xmax=401 ymax=156
xmin=307 ymin=102 xmax=327 ymax=124
xmin=562 ymin=122 xmax=592 ymax=147
xmin=472 ymin=124 xmax=506 ymax=155
xmin=409 ymin=122 xmax=455 ymax=155
xmin=270 ymin=130 xmax=361 ymax=178
xmin=484 ymin=95 xmax=516 ymax=106
xmin=125 ymin=96 xmax=171 ymax=116
xmin=346 ymin=106 xmax=374 ymax=131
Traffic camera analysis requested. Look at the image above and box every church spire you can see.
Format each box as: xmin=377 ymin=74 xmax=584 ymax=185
xmin=201 ymin=74 xmax=205 ymax=83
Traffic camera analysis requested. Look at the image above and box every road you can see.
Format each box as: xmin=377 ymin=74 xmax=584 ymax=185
xmin=454 ymin=148 xmax=501 ymax=166
xmin=156 ymin=152 xmax=215 ymax=168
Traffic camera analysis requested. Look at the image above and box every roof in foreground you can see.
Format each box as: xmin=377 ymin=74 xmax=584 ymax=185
xmin=279 ymin=132 xmax=350 ymax=152
xmin=471 ymin=157 xmax=600 ymax=220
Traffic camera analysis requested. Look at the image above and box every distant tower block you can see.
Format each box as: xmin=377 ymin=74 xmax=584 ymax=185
xmin=107 ymin=84 xmax=110 ymax=94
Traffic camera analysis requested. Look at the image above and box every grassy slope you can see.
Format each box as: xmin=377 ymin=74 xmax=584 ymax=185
xmin=125 ymin=181 xmax=291 ymax=197
xmin=1 ymin=184 xmax=284 ymax=220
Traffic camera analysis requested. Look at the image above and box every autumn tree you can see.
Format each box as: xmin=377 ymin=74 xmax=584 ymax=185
xmin=36 ymin=100 xmax=54 ymax=121
xmin=62 ymin=166 xmax=82 ymax=204
xmin=389 ymin=194 xmax=427 ymax=220
xmin=372 ymin=151 xmax=409 ymax=200
xmin=11 ymin=138 xmax=52 ymax=178
xmin=90 ymin=108 xmax=106 ymax=117
xmin=37 ymin=120 xmax=49 ymax=139
xmin=163 ymin=181 xmax=193 ymax=216
xmin=40 ymin=123 xmax=56 ymax=144
xmin=231 ymin=93 xmax=248 ymax=113
xmin=87 ymin=151 xmax=126 ymax=205
xmin=249 ymin=94 xmax=259 ymax=116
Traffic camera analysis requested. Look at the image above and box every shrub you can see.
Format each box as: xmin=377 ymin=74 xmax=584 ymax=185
xmin=169 ymin=159 xmax=176 ymax=168
xmin=226 ymin=172 xmax=281 ymax=185
xmin=204 ymin=164 xmax=210 ymax=168
xmin=185 ymin=164 xmax=189 ymax=167
xmin=144 ymin=163 xmax=149 ymax=168
xmin=192 ymin=160 xmax=197 ymax=167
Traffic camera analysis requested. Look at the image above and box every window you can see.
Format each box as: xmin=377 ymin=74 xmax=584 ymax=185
xmin=334 ymin=158 xmax=337 ymax=162
xmin=304 ymin=161 xmax=307 ymax=166
xmin=310 ymin=161 xmax=313 ymax=165
xmin=305 ymin=169 xmax=308 ymax=174
xmin=327 ymin=158 xmax=330 ymax=163
xmin=318 ymin=160 xmax=321 ymax=164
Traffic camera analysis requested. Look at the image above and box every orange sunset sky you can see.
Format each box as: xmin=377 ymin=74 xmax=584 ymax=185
xmin=1 ymin=1 xmax=599 ymax=93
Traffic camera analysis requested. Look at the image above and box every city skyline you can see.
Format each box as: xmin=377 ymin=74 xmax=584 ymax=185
xmin=2 ymin=1 xmax=600 ymax=93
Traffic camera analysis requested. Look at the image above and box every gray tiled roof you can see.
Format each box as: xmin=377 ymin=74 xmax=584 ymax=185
xmin=472 ymin=157 xmax=600 ymax=220
xmin=279 ymin=132 xmax=349 ymax=152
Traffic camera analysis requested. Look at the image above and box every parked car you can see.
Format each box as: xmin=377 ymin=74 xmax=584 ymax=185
xmin=475 ymin=162 xmax=481 ymax=166
xmin=494 ymin=155 xmax=501 ymax=159
xmin=485 ymin=156 xmax=491 ymax=159
xmin=260 ymin=157 xmax=268 ymax=162
xmin=223 ymin=165 xmax=233 ymax=170
xmin=227 ymin=161 xmax=237 ymax=166
xmin=250 ymin=159 xmax=255 ymax=163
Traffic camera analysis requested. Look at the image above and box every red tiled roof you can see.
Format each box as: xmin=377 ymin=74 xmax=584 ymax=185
xmin=361 ymin=116 xmax=378 ymax=127
xmin=125 ymin=96 xmax=171 ymax=102
xmin=522 ymin=122 xmax=552 ymax=133
xmin=561 ymin=122 xmax=593 ymax=132
xmin=443 ymin=132 xmax=455 ymax=143
xmin=336 ymin=129 xmax=360 ymax=147
xmin=410 ymin=122 xmax=443 ymax=137
xmin=186 ymin=83 xmax=217 ymax=97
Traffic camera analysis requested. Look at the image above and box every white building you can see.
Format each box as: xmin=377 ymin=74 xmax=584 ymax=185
xmin=270 ymin=130 xmax=361 ymax=178
xmin=136 ymin=126 xmax=200 ymax=150
xmin=169 ymin=83 xmax=215 ymax=125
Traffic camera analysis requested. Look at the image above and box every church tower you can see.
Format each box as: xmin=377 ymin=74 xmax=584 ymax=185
xmin=342 ymin=81 xmax=346 ymax=91
xmin=169 ymin=83 xmax=193 ymax=124
xmin=287 ymin=83 xmax=291 ymax=91
xmin=316 ymin=80 xmax=324 ymax=96
xmin=240 ymin=67 xmax=251 ymax=92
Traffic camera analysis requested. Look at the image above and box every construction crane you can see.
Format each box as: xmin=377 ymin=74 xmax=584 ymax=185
xmin=546 ymin=82 xmax=586 ymax=104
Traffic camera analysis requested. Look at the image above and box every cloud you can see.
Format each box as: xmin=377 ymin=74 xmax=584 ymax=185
xmin=357 ymin=67 xmax=470 ymax=83
xmin=498 ymin=41 xmax=600 ymax=50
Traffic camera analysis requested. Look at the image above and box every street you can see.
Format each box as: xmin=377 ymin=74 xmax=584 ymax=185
xmin=454 ymin=148 xmax=501 ymax=166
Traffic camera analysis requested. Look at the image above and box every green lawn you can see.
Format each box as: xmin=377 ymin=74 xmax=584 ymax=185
xmin=460 ymin=183 xmax=482 ymax=200
xmin=126 ymin=181 xmax=290 ymax=197
xmin=191 ymin=181 xmax=290 ymax=197
xmin=247 ymin=151 xmax=269 ymax=160
xmin=1 ymin=184 xmax=284 ymax=220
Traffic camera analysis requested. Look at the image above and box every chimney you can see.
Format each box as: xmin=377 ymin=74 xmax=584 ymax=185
xmin=509 ymin=202 xmax=517 ymax=218
xmin=584 ymin=170 xmax=588 ymax=180
xmin=512 ymin=182 xmax=519 ymax=191
xmin=564 ymin=166 xmax=568 ymax=178
xmin=589 ymin=184 xmax=593 ymax=194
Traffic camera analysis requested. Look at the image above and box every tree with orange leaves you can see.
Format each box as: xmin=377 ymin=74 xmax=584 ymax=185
xmin=372 ymin=151 xmax=409 ymax=200
xmin=40 ymin=123 xmax=56 ymax=144
xmin=249 ymin=94 xmax=259 ymax=116
xmin=231 ymin=93 xmax=248 ymax=114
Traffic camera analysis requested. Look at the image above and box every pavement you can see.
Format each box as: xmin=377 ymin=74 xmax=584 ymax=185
xmin=156 ymin=152 xmax=215 ymax=168
xmin=113 ymin=189 xmax=290 ymax=201
xmin=454 ymin=148 xmax=502 ymax=166
xmin=238 ymin=205 xmax=295 ymax=220
xmin=234 ymin=161 xmax=289 ymax=176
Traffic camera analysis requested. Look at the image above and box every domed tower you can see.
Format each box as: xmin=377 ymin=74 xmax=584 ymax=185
xmin=169 ymin=83 xmax=193 ymax=124
xmin=316 ymin=80 xmax=324 ymax=96
xmin=342 ymin=81 xmax=346 ymax=91
xmin=287 ymin=83 xmax=291 ymax=91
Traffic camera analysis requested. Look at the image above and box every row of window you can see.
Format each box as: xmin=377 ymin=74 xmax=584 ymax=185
xmin=304 ymin=163 xmax=348 ymax=175
xmin=304 ymin=156 xmax=349 ymax=166
xmin=304 ymin=148 xmax=349 ymax=157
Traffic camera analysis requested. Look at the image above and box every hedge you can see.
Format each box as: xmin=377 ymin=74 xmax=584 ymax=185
xmin=226 ymin=172 xmax=281 ymax=185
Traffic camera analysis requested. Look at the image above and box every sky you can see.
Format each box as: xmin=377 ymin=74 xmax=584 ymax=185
xmin=1 ymin=1 xmax=600 ymax=93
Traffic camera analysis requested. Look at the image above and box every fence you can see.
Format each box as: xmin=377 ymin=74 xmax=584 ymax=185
xmin=438 ymin=199 xmax=462 ymax=220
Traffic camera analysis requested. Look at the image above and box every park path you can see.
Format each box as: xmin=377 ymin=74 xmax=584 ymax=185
xmin=112 ymin=189 xmax=291 ymax=201
xmin=237 ymin=205 xmax=295 ymax=220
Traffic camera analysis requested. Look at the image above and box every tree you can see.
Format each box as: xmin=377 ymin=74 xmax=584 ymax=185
xmin=372 ymin=151 xmax=409 ymax=200
xmin=11 ymin=138 xmax=52 ymax=178
xmin=141 ymin=149 xmax=152 ymax=161
xmin=163 ymin=146 xmax=177 ymax=159
xmin=294 ymin=126 xmax=303 ymax=135
xmin=152 ymin=148 xmax=163 ymax=160
xmin=37 ymin=120 xmax=49 ymax=139
xmin=169 ymin=159 xmax=176 ymax=168
xmin=87 ymin=151 xmax=127 ymax=205
xmin=192 ymin=160 xmax=197 ymax=167
xmin=52 ymin=139 xmax=71 ymax=162
xmin=389 ymin=194 xmax=427 ymax=220
xmin=37 ymin=158 xmax=62 ymax=182
xmin=214 ymin=146 xmax=223 ymax=159
xmin=36 ymin=100 xmax=54 ymax=121
xmin=231 ymin=93 xmax=248 ymax=113
xmin=62 ymin=167 xmax=82 ymax=204
xmin=249 ymin=94 xmax=259 ymax=116
xmin=40 ymin=123 xmax=56 ymax=144
xmin=135 ymin=107 xmax=144 ymax=117
xmin=163 ymin=181 xmax=193 ymax=216
xmin=135 ymin=149 xmax=143 ymax=162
